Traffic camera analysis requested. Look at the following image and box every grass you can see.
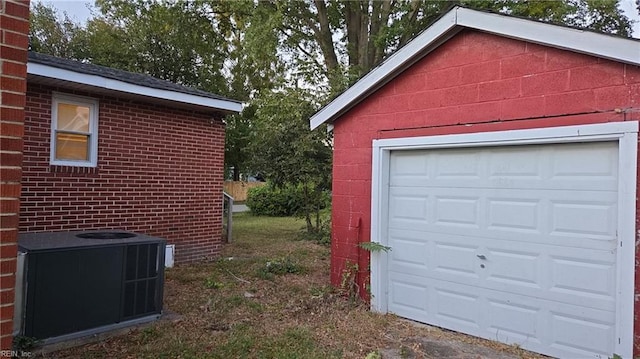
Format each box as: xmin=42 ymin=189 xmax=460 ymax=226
xmin=44 ymin=213 xmax=547 ymax=359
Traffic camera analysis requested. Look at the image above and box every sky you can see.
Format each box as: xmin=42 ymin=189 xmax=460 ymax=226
xmin=36 ymin=0 xmax=640 ymax=38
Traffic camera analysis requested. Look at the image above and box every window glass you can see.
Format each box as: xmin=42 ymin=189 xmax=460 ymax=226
xmin=55 ymin=133 xmax=89 ymax=161
xmin=57 ymin=103 xmax=90 ymax=132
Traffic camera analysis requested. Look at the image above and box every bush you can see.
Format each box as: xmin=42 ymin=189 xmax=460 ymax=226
xmin=246 ymin=183 xmax=329 ymax=217
xmin=298 ymin=208 xmax=331 ymax=246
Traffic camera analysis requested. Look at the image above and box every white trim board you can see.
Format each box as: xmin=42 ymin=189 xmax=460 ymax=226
xmin=28 ymin=63 xmax=243 ymax=113
xmin=310 ymin=6 xmax=640 ymax=130
xmin=369 ymin=121 xmax=638 ymax=359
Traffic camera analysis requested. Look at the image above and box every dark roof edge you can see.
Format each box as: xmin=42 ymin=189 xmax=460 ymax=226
xmin=28 ymin=51 xmax=243 ymax=112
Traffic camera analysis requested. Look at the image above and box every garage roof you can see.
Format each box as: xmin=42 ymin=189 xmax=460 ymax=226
xmin=310 ymin=6 xmax=640 ymax=130
xmin=28 ymin=52 xmax=243 ymax=114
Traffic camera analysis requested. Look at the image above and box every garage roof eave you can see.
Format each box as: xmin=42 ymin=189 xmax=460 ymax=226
xmin=309 ymin=6 xmax=640 ymax=130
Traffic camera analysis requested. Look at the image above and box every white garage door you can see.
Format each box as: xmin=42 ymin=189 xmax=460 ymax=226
xmin=386 ymin=141 xmax=622 ymax=358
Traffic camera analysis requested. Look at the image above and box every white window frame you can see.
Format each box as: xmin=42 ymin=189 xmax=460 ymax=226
xmin=50 ymin=93 xmax=99 ymax=167
xmin=369 ymin=121 xmax=638 ymax=359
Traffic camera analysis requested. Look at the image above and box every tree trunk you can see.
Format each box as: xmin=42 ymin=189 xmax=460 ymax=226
xmin=344 ymin=0 xmax=361 ymax=69
xmin=302 ymin=183 xmax=314 ymax=233
xmin=313 ymin=0 xmax=340 ymax=74
xmin=399 ymin=0 xmax=422 ymax=47
xmin=368 ymin=0 xmax=392 ymax=68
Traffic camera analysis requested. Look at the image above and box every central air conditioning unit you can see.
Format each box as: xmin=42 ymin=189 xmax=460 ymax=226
xmin=13 ymin=230 xmax=166 ymax=344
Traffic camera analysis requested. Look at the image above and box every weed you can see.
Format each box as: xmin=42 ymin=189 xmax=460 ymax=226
xmin=339 ymin=260 xmax=360 ymax=302
xmin=358 ymin=241 xmax=391 ymax=253
xmin=257 ymin=257 xmax=304 ymax=280
xmin=309 ymin=285 xmax=333 ymax=298
xmin=139 ymin=326 xmax=159 ymax=344
xmin=12 ymin=335 xmax=40 ymax=352
xmin=204 ymin=276 xmax=224 ymax=289
xmin=400 ymin=345 xmax=412 ymax=358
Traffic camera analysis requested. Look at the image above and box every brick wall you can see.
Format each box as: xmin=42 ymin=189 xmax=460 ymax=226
xmin=22 ymin=84 xmax=226 ymax=263
xmin=0 ymin=0 xmax=29 ymax=350
xmin=331 ymin=30 xmax=640 ymax=312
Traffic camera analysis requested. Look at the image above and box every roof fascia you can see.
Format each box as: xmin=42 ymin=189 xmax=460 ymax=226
xmin=27 ymin=62 xmax=243 ymax=113
xmin=456 ymin=7 xmax=640 ymax=66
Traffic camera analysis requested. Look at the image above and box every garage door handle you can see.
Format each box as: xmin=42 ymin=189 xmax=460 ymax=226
xmin=476 ymin=255 xmax=486 ymax=260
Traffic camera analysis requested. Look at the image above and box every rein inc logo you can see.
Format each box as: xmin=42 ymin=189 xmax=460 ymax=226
xmin=0 ymin=351 xmax=32 ymax=358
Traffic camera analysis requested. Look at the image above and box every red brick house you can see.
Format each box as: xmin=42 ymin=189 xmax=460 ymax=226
xmin=20 ymin=52 xmax=241 ymax=264
xmin=311 ymin=7 xmax=640 ymax=358
xmin=1 ymin=0 xmax=31 ymax=349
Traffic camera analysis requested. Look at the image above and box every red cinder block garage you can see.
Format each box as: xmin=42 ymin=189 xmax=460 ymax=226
xmin=310 ymin=7 xmax=640 ymax=359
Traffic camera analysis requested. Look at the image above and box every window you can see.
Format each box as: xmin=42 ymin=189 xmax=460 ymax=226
xmin=50 ymin=93 xmax=99 ymax=167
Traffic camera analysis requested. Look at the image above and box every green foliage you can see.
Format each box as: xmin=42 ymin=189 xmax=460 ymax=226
xmin=139 ymin=327 xmax=159 ymax=344
xmin=204 ymin=276 xmax=224 ymax=290
xmin=90 ymin=0 xmax=229 ymax=93
xmin=246 ymin=183 xmax=294 ymax=216
xmin=257 ymin=257 xmax=305 ymax=280
xmin=358 ymin=242 xmax=392 ymax=253
xmin=29 ymin=3 xmax=89 ymax=59
xmin=246 ymin=183 xmax=330 ymax=217
xmin=248 ymin=88 xmax=332 ymax=234
xmin=225 ymin=109 xmax=255 ymax=181
xmin=297 ymin=208 xmax=331 ymax=246
xmin=339 ymin=260 xmax=360 ymax=302
xmin=12 ymin=335 xmax=40 ymax=352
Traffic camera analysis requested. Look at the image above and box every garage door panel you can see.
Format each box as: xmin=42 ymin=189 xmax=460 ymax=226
xmin=550 ymin=142 xmax=618 ymax=179
xmin=389 ymin=187 xmax=617 ymax=250
xmin=550 ymin=200 xmax=617 ymax=241
xmin=548 ymin=254 xmax=616 ymax=302
xmin=390 ymin=237 xmax=429 ymax=268
xmin=434 ymin=196 xmax=481 ymax=228
xmin=389 ymin=192 xmax=429 ymax=221
xmin=487 ymin=299 xmax=543 ymax=343
xmin=433 ymin=149 xmax=482 ymax=179
xmin=484 ymin=248 xmax=540 ymax=289
xmin=549 ymin=310 xmax=615 ymax=357
xmin=390 ymin=142 xmax=618 ymax=191
xmin=388 ymin=231 xmax=617 ymax=311
xmin=432 ymin=242 xmax=481 ymax=279
xmin=388 ymin=273 xmax=616 ymax=358
xmin=434 ymin=288 xmax=481 ymax=328
xmin=487 ymin=199 xmax=540 ymax=233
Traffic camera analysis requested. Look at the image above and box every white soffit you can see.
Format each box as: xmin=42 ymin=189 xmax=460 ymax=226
xmin=309 ymin=6 xmax=640 ymax=130
xmin=27 ymin=63 xmax=243 ymax=113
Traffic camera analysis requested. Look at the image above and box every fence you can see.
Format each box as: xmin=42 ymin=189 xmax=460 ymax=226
xmin=223 ymin=181 xmax=266 ymax=202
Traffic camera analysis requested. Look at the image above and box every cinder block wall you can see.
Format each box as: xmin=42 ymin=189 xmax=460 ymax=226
xmin=0 ymin=0 xmax=30 ymax=350
xmin=21 ymin=84 xmax=226 ymax=263
xmin=330 ymin=29 xmax=640 ymax=349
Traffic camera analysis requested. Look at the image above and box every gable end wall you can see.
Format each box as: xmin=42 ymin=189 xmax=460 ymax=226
xmin=330 ymin=29 xmax=640 ymax=353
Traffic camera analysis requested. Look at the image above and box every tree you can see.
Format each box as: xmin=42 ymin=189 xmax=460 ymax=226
xmin=236 ymin=0 xmax=632 ymax=95
xmin=224 ymin=108 xmax=254 ymax=181
xmin=87 ymin=0 xmax=230 ymax=93
xmin=29 ymin=2 xmax=89 ymax=59
xmin=248 ymin=88 xmax=332 ymax=233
